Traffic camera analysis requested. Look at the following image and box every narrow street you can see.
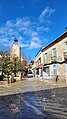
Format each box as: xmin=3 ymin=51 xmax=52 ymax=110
xmin=0 ymin=78 xmax=67 ymax=119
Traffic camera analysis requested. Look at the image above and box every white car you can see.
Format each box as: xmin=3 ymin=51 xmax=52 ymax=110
xmin=27 ymin=71 xmax=34 ymax=78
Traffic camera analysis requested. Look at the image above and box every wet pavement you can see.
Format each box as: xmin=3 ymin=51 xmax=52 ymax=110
xmin=0 ymin=78 xmax=67 ymax=119
xmin=0 ymin=77 xmax=67 ymax=96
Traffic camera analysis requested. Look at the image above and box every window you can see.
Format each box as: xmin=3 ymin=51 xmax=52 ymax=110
xmin=53 ymin=48 xmax=57 ymax=60
xmin=65 ymin=42 xmax=67 ymax=51
xmin=44 ymin=53 xmax=48 ymax=64
xmin=39 ymin=57 xmax=41 ymax=65
xmin=45 ymin=53 xmax=48 ymax=60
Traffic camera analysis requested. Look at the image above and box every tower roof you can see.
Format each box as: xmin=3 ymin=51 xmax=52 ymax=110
xmin=14 ymin=38 xmax=18 ymax=42
xmin=14 ymin=38 xmax=18 ymax=44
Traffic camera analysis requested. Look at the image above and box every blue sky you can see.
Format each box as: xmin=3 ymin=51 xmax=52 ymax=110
xmin=0 ymin=0 xmax=67 ymax=61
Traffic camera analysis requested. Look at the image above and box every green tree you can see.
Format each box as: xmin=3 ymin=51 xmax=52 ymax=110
xmin=0 ymin=51 xmax=24 ymax=80
xmin=0 ymin=51 xmax=11 ymax=80
xmin=11 ymin=57 xmax=23 ymax=77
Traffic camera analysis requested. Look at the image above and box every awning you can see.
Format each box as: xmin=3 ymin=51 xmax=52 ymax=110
xmin=36 ymin=64 xmax=43 ymax=68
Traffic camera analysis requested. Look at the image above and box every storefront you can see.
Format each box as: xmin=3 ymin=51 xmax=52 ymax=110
xmin=43 ymin=65 xmax=50 ymax=76
xmin=36 ymin=64 xmax=43 ymax=77
xmin=42 ymin=65 xmax=50 ymax=79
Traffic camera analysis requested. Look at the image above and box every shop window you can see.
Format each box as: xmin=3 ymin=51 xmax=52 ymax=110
xmin=43 ymin=66 xmax=50 ymax=76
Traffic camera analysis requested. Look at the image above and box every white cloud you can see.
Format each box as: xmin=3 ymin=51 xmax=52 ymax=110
xmin=6 ymin=20 xmax=14 ymax=27
xmin=18 ymin=36 xmax=24 ymax=41
xmin=31 ymin=36 xmax=41 ymax=43
xmin=39 ymin=7 xmax=56 ymax=23
xmin=27 ymin=41 xmax=42 ymax=50
xmin=19 ymin=42 xmax=29 ymax=48
xmin=0 ymin=9 xmax=55 ymax=50
xmin=31 ymin=32 xmax=38 ymax=37
xmin=0 ymin=18 xmax=31 ymax=42
xmin=0 ymin=17 xmax=35 ymax=49
xmin=37 ymin=26 xmax=49 ymax=32
xmin=43 ymin=38 xmax=49 ymax=42
xmin=0 ymin=38 xmax=8 ymax=43
xmin=15 ymin=17 xmax=31 ymax=29
xmin=27 ymin=35 xmax=42 ymax=50
xmin=43 ymin=27 xmax=50 ymax=32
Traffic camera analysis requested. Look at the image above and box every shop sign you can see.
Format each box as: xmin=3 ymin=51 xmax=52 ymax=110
xmin=36 ymin=64 xmax=43 ymax=68
xmin=53 ymin=64 xmax=57 ymax=69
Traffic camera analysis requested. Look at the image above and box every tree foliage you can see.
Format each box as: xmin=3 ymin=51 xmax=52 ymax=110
xmin=11 ymin=57 xmax=23 ymax=76
xmin=0 ymin=51 xmax=23 ymax=77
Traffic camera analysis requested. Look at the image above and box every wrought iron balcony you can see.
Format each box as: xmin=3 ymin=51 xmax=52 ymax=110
xmin=51 ymin=56 xmax=57 ymax=63
xmin=64 ymin=51 xmax=67 ymax=60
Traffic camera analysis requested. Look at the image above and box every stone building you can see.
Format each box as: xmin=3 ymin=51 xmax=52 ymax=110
xmin=33 ymin=30 xmax=67 ymax=81
xmin=10 ymin=38 xmax=21 ymax=59
xmin=33 ymin=49 xmax=43 ymax=77
xmin=42 ymin=31 xmax=67 ymax=81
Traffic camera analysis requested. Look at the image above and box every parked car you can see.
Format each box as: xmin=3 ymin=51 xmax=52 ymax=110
xmin=27 ymin=71 xmax=34 ymax=78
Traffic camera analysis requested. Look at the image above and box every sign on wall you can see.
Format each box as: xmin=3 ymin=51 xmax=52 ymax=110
xmin=53 ymin=64 xmax=57 ymax=69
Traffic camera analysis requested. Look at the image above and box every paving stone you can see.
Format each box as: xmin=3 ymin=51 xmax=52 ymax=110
xmin=0 ymin=78 xmax=67 ymax=118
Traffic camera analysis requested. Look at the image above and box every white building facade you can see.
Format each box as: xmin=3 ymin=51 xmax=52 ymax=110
xmin=32 ymin=49 xmax=43 ymax=77
xmin=33 ymin=31 xmax=67 ymax=81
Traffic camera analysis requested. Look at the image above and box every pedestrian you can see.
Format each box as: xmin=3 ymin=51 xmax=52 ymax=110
xmin=11 ymin=73 xmax=14 ymax=83
xmin=56 ymin=71 xmax=59 ymax=82
xmin=56 ymin=75 xmax=59 ymax=82
xmin=6 ymin=75 xmax=10 ymax=84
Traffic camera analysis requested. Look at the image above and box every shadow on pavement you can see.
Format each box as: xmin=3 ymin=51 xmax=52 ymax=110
xmin=0 ymin=87 xmax=67 ymax=119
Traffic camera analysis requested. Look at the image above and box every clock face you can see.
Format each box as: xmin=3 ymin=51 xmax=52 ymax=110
xmin=13 ymin=45 xmax=17 ymax=50
xmin=14 ymin=47 xmax=17 ymax=50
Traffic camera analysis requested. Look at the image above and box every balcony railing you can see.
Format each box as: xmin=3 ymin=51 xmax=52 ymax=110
xmin=64 ymin=51 xmax=67 ymax=60
xmin=51 ymin=56 xmax=57 ymax=63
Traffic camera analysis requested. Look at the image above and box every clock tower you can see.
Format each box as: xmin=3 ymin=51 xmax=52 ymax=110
xmin=10 ymin=38 xmax=21 ymax=59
